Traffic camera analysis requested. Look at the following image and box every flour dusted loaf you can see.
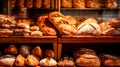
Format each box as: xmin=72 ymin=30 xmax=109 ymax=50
xmin=74 ymin=48 xmax=101 ymax=67
xmin=76 ymin=18 xmax=101 ymax=35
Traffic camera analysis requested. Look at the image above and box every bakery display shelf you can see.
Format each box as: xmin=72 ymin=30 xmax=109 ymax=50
xmin=60 ymin=8 xmax=120 ymax=11
xmin=57 ymin=35 xmax=120 ymax=59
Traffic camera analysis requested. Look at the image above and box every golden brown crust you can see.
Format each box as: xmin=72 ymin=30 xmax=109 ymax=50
xmin=86 ymin=0 xmax=101 ymax=8
xmin=105 ymin=0 xmax=118 ymax=8
xmin=42 ymin=0 xmax=50 ymax=8
xmin=73 ymin=0 xmax=85 ymax=8
xmin=25 ymin=0 xmax=33 ymax=8
xmin=15 ymin=54 xmax=25 ymax=66
xmin=44 ymin=49 xmax=55 ymax=58
xmin=34 ymin=0 xmax=42 ymax=8
xmin=31 ymin=46 xmax=42 ymax=58
xmin=16 ymin=0 xmax=24 ymax=8
xmin=61 ymin=0 xmax=72 ymax=8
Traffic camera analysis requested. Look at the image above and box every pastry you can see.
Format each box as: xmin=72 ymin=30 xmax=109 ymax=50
xmin=25 ymin=0 xmax=33 ymax=8
xmin=42 ymin=0 xmax=50 ymax=8
xmin=86 ymin=0 xmax=101 ymax=8
xmin=25 ymin=55 xmax=39 ymax=66
xmin=4 ymin=44 xmax=18 ymax=55
xmin=61 ymin=0 xmax=72 ymax=8
xmin=31 ymin=46 xmax=42 ymax=58
xmin=39 ymin=57 xmax=57 ymax=66
xmin=74 ymin=48 xmax=100 ymax=67
xmin=15 ymin=54 xmax=25 ymax=66
xmin=34 ymin=0 xmax=42 ymax=8
xmin=76 ymin=18 xmax=101 ymax=35
xmin=73 ymin=0 xmax=85 ymax=8
xmin=105 ymin=0 xmax=117 ymax=8
xmin=58 ymin=56 xmax=75 ymax=66
xmin=44 ymin=49 xmax=55 ymax=58
xmin=0 ymin=55 xmax=15 ymax=66
xmin=100 ymin=54 xmax=120 ymax=66
xmin=16 ymin=0 xmax=24 ymax=8
xmin=20 ymin=45 xmax=30 ymax=57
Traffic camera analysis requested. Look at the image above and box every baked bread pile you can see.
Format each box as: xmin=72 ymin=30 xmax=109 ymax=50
xmin=48 ymin=12 xmax=77 ymax=35
xmin=0 ymin=44 xmax=57 ymax=66
xmin=74 ymin=48 xmax=101 ymax=67
xmin=0 ymin=14 xmax=16 ymax=36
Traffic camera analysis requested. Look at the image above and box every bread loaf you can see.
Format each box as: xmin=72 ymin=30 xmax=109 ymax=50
xmin=20 ymin=45 xmax=30 ymax=57
xmin=73 ymin=0 xmax=85 ymax=8
xmin=44 ymin=49 xmax=55 ymax=58
xmin=100 ymin=54 xmax=120 ymax=66
xmin=86 ymin=0 xmax=101 ymax=8
xmin=61 ymin=0 xmax=72 ymax=8
xmin=10 ymin=0 xmax=16 ymax=8
xmin=16 ymin=0 xmax=24 ymax=8
xmin=74 ymin=48 xmax=100 ymax=67
xmin=42 ymin=0 xmax=50 ymax=8
xmin=25 ymin=0 xmax=33 ymax=8
xmin=105 ymin=0 xmax=117 ymax=8
xmin=15 ymin=54 xmax=25 ymax=66
xmin=31 ymin=46 xmax=42 ymax=58
xmin=34 ymin=0 xmax=42 ymax=8
xmin=76 ymin=18 xmax=101 ymax=35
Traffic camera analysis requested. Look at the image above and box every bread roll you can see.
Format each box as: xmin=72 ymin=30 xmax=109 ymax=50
xmin=0 ymin=55 xmax=15 ymax=66
xmin=105 ymin=0 xmax=117 ymax=8
xmin=16 ymin=0 xmax=24 ymax=8
xmin=61 ymin=0 xmax=72 ymax=8
xmin=108 ymin=18 xmax=120 ymax=28
xmin=73 ymin=0 xmax=85 ymax=8
xmin=42 ymin=0 xmax=50 ymax=8
xmin=31 ymin=46 xmax=42 ymax=58
xmin=16 ymin=18 xmax=30 ymax=29
xmin=30 ymin=26 xmax=40 ymax=31
xmin=20 ymin=45 xmax=30 ymax=57
xmin=10 ymin=0 xmax=16 ymax=8
xmin=25 ymin=0 xmax=33 ymax=8
xmin=76 ymin=18 xmax=101 ymax=35
xmin=58 ymin=56 xmax=75 ymax=66
xmin=25 ymin=55 xmax=39 ymax=66
xmin=39 ymin=58 xmax=57 ymax=66
xmin=30 ymin=31 xmax=43 ymax=36
xmin=100 ymin=54 xmax=120 ymax=66
xmin=86 ymin=0 xmax=101 ymax=8
xmin=15 ymin=54 xmax=25 ymax=66
xmin=0 ymin=29 xmax=13 ymax=36
xmin=4 ymin=45 xmax=18 ymax=55
xmin=74 ymin=48 xmax=100 ymax=67
xmin=44 ymin=49 xmax=55 ymax=58
xmin=34 ymin=0 xmax=42 ymax=8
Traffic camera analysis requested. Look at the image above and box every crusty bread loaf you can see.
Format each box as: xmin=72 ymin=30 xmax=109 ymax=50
xmin=74 ymin=48 xmax=100 ymax=67
xmin=44 ymin=49 xmax=55 ymax=58
xmin=15 ymin=54 xmax=25 ymax=66
xmin=100 ymin=54 xmax=120 ymax=66
xmin=42 ymin=0 xmax=50 ymax=8
xmin=105 ymin=0 xmax=117 ymax=8
xmin=61 ymin=0 xmax=72 ymax=8
xmin=31 ymin=46 xmax=42 ymax=58
xmin=86 ymin=0 xmax=101 ymax=8
xmin=34 ymin=0 xmax=42 ymax=8
xmin=76 ymin=18 xmax=101 ymax=35
xmin=73 ymin=0 xmax=85 ymax=8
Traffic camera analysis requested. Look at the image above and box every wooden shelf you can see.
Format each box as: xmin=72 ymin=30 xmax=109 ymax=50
xmin=0 ymin=36 xmax=58 ymax=59
xmin=58 ymin=35 xmax=120 ymax=59
xmin=60 ymin=8 xmax=120 ymax=11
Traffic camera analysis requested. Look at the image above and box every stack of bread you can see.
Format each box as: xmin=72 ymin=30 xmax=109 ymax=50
xmin=74 ymin=48 xmax=101 ymax=67
xmin=48 ymin=12 xmax=77 ymax=35
xmin=0 ymin=44 xmax=57 ymax=66
xmin=100 ymin=18 xmax=120 ymax=36
xmin=0 ymin=14 xmax=16 ymax=36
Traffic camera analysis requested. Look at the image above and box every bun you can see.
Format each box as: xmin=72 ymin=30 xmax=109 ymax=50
xmin=73 ymin=0 xmax=85 ymax=8
xmin=100 ymin=54 xmax=120 ymax=66
xmin=74 ymin=48 xmax=100 ymax=67
xmin=61 ymin=0 xmax=72 ymax=8
xmin=76 ymin=18 xmax=101 ymax=35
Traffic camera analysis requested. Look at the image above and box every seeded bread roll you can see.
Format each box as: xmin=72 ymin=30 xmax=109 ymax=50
xmin=73 ymin=0 xmax=85 ymax=8
xmin=61 ymin=0 xmax=72 ymax=8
